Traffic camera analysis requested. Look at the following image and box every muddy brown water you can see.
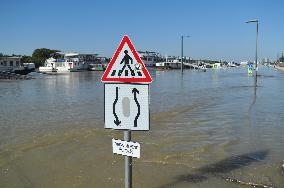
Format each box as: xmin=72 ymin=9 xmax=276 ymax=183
xmin=0 ymin=67 xmax=283 ymax=188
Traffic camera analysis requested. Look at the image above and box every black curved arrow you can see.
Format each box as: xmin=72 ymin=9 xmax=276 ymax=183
xmin=132 ymin=88 xmax=140 ymax=127
xmin=113 ymin=87 xmax=121 ymax=126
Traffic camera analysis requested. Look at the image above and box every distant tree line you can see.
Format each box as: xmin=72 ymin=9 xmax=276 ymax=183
xmin=0 ymin=53 xmax=21 ymax=57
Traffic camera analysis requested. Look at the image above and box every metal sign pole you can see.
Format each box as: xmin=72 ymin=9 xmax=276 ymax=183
xmin=124 ymin=130 xmax=132 ymax=188
xmin=102 ymin=36 xmax=152 ymax=188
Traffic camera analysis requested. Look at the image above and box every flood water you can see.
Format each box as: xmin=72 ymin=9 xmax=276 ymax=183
xmin=0 ymin=67 xmax=283 ymax=188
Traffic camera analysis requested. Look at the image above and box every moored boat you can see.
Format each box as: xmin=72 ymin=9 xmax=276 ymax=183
xmin=89 ymin=63 xmax=106 ymax=71
xmin=39 ymin=53 xmax=99 ymax=73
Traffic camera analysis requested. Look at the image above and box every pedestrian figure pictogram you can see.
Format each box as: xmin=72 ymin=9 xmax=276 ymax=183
xmin=118 ymin=50 xmax=135 ymax=77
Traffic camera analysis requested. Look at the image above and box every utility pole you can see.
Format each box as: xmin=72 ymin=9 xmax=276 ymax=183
xmin=180 ymin=35 xmax=190 ymax=73
xmin=246 ymin=20 xmax=259 ymax=78
xmin=181 ymin=36 xmax=183 ymax=73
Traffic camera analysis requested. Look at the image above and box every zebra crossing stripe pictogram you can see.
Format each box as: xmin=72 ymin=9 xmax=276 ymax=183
xmin=110 ymin=69 xmax=143 ymax=77
xmin=101 ymin=35 xmax=152 ymax=83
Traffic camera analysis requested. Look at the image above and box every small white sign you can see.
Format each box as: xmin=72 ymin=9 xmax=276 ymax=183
xmin=112 ymin=139 xmax=140 ymax=158
xmin=105 ymin=84 xmax=149 ymax=131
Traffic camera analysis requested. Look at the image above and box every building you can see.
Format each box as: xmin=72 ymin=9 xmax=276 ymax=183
xmin=0 ymin=56 xmax=23 ymax=72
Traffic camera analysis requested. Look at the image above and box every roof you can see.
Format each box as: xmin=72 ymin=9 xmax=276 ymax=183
xmin=0 ymin=56 xmax=21 ymax=60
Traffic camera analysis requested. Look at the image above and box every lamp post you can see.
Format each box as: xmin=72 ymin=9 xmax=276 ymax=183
xmin=181 ymin=35 xmax=190 ymax=73
xmin=246 ymin=19 xmax=259 ymax=77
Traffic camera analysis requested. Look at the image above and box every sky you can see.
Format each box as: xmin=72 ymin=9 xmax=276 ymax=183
xmin=1 ymin=0 xmax=284 ymax=62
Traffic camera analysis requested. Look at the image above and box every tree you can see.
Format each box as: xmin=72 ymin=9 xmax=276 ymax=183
xmin=32 ymin=48 xmax=60 ymax=67
xmin=21 ymin=55 xmax=33 ymax=64
xmin=279 ymin=56 xmax=284 ymax=63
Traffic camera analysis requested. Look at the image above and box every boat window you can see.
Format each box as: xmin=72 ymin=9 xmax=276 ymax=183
xmin=3 ymin=61 xmax=7 ymax=66
xmin=16 ymin=61 xmax=19 ymax=66
xmin=10 ymin=61 xmax=13 ymax=66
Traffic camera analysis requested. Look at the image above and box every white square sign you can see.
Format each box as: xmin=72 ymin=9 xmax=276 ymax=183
xmin=104 ymin=84 xmax=149 ymax=131
xmin=112 ymin=139 xmax=140 ymax=158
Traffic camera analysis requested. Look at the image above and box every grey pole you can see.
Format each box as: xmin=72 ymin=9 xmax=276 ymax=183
xmin=255 ymin=21 xmax=258 ymax=77
xmin=124 ymin=130 xmax=132 ymax=188
xmin=181 ymin=35 xmax=190 ymax=73
xmin=181 ymin=36 xmax=184 ymax=73
xmin=246 ymin=20 xmax=259 ymax=79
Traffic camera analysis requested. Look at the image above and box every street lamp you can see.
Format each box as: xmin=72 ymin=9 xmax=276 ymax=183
xmin=246 ymin=19 xmax=259 ymax=77
xmin=181 ymin=35 xmax=190 ymax=73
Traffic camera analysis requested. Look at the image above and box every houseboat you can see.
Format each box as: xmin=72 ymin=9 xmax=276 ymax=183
xmin=39 ymin=53 xmax=98 ymax=73
xmin=138 ymin=51 xmax=164 ymax=67
xmin=89 ymin=57 xmax=107 ymax=71
xmin=39 ymin=57 xmax=66 ymax=73
xmin=155 ymin=56 xmax=182 ymax=69
xmin=89 ymin=64 xmax=106 ymax=71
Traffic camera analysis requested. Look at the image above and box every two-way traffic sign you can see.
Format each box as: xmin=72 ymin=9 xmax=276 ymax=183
xmin=104 ymin=84 xmax=149 ymax=131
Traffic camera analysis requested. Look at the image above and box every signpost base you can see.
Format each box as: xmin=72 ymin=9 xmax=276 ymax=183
xmin=124 ymin=130 xmax=132 ymax=188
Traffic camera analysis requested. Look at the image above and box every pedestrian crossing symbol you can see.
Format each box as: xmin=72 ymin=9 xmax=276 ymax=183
xmin=101 ymin=35 xmax=152 ymax=83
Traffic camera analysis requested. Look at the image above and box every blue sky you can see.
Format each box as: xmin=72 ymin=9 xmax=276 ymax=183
xmin=1 ymin=0 xmax=284 ymax=62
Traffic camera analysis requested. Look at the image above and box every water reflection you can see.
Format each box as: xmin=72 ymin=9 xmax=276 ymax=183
xmin=249 ymin=75 xmax=258 ymax=112
xmin=159 ymin=150 xmax=269 ymax=187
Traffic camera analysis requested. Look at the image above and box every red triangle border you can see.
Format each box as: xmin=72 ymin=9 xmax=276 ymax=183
xmin=101 ymin=35 xmax=152 ymax=83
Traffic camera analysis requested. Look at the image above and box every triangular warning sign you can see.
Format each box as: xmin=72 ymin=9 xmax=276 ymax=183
xmin=101 ymin=35 xmax=152 ymax=83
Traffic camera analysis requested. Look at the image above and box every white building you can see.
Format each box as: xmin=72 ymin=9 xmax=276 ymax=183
xmin=0 ymin=56 xmax=23 ymax=72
